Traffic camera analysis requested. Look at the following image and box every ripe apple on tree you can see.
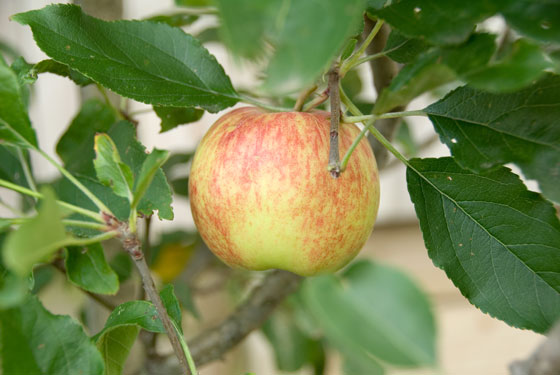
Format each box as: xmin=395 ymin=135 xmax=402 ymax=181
xmin=189 ymin=107 xmax=380 ymax=276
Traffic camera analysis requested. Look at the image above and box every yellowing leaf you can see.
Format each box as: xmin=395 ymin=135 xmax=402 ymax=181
xmin=151 ymin=242 xmax=196 ymax=283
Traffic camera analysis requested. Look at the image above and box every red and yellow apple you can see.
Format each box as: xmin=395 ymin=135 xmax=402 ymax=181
xmin=188 ymin=107 xmax=380 ymax=276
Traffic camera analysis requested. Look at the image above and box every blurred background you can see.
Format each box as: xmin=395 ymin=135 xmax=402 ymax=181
xmin=0 ymin=1 xmax=544 ymax=374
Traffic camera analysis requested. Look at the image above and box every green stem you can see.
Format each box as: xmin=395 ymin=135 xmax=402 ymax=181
xmin=37 ymin=149 xmax=113 ymax=215
xmin=128 ymin=208 xmax=137 ymax=234
xmin=66 ymin=231 xmax=119 ymax=247
xmin=62 ymin=219 xmax=108 ymax=230
xmin=239 ymin=95 xmax=292 ymax=112
xmin=172 ymin=320 xmax=198 ymax=375
xmin=340 ymin=87 xmax=410 ymax=167
xmin=343 ymin=110 xmax=426 ymax=123
xmin=350 ymin=51 xmax=387 ymax=69
xmin=17 ymin=148 xmax=37 ymax=194
xmin=6 ymin=217 xmax=108 ymax=231
xmin=365 ymin=121 xmax=409 ymax=165
xmin=0 ymin=178 xmax=105 ymax=223
xmin=340 ymin=19 xmax=384 ymax=76
xmin=340 ymin=117 xmax=376 ymax=171
xmin=97 ymin=84 xmax=123 ymax=119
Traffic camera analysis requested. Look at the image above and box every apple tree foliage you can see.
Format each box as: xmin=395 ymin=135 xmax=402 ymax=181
xmin=0 ymin=0 xmax=559 ymax=374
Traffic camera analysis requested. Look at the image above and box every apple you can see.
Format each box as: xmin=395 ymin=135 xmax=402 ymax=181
xmin=188 ymin=106 xmax=380 ymax=276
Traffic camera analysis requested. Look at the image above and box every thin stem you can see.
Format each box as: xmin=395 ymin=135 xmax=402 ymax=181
xmin=340 ymin=117 xmax=376 ymax=172
xmin=62 ymin=219 xmax=108 ymax=230
xmin=327 ymin=67 xmax=341 ymax=178
xmin=172 ymin=320 xmax=198 ymax=375
xmin=293 ymin=85 xmax=318 ymax=111
xmin=5 ymin=217 xmax=107 ymax=231
xmin=302 ymin=89 xmax=329 ymax=112
xmin=239 ymin=95 xmax=292 ymax=112
xmin=343 ymin=110 xmax=426 ymax=123
xmin=126 ymin=238 xmax=191 ymax=374
xmin=341 ymin=88 xmax=410 ymax=167
xmin=0 ymin=178 xmax=41 ymax=199
xmin=0 ymin=178 xmax=105 ymax=223
xmin=37 ymin=149 xmax=113 ymax=215
xmin=351 ymin=51 xmax=387 ymax=69
xmin=58 ymin=202 xmax=106 ymax=223
xmin=97 ymin=84 xmax=122 ymax=119
xmin=340 ymin=19 xmax=384 ymax=76
xmin=17 ymin=148 xmax=37 ymax=194
xmin=69 ymin=231 xmax=119 ymax=246
xmin=365 ymin=120 xmax=409 ymax=165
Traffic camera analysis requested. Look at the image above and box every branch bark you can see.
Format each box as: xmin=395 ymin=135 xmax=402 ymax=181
xmin=327 ymin=66 xmax=342 ymax=178
xmin=510 ymin=320 xmax=560 ymax=375
xmin=106 ymin=212 xmax=192 ymax=375
xmin=189 ymin=270 xmax=303 ymax=367
xmin=363 ymin=17 xmax=404 ymax=165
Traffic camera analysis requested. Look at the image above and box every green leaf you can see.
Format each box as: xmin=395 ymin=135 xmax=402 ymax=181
xmin=463 ymin=39 xmax=552 ymax=92
xmin=0 ymin=294 xmax=104 ymax=375
xmin=145 ymin=12 xmax=199 ymax=28
xmin=173 ymin=281 xmax=200 ymax=319
xmin=94 ymin=286 xmax=183 ymax=341
xmin=96 ymin=325 xmax=139 ymax=375
xmin=303 ymin=260 xmax=436 ymax=368
xmin=395 ymin=120 xmax=418 ymax=157
xmin=3 ymin=188 xmax=68 ymax=276
xmin=214 ymin=0 xmax=281 ymax=58
xmin=13 ymin=4 xmax=239 ymax=113
xmin=374 ymin=51 xmax=456 ymax=114
xmin=53 ymin=175 xmax=130 ymax=225
xmin=502 ymin=1 xmax=560 ymax=43
xmin=341 ymin=38 xmax=358 ymax=61
xmin=374 ymin=33 xmax=496 ymax=113
xmin=406 ymin=157 xmax=560 ymax=333
xmin=96 ymin=301 xmax=166 ymax=337
xmin=108 ymin=122 xmax=173 ymax=220
xmin=0 ymin=53 xmax=37 ymax=147
xmin=264 ymin=0 xmax=366 ymax=94
xmin=372 ymin=0 xmax=502 ymax=45
xmin=94 ymin=134 xmax=135 ymax=201
xmin=160 ymin=284 xmax=183 ymax=333
xmin=154 ymin=105 xmax=204 ymax=133
xmin=0 ymin=246 xmax=30 ymax=309
xmin=0 ymin=145 xmax=32 ymax=189
xmin=383 ymin=30 xmax=430 ymax=64
xmin=57 ymin=98 xmax=118 ymax=175
xmin=343 ymin=357 xmax=385 ymax=375
xmin=263 ymin=307 xmax=324 ymax=372
xmin=110 ymin=253 xmax=133 ymax=283
xmin=33 ymin=59 xmax=93 ymax=86
xmin=12 ymin=57 xmax=93 ymax=87
xmin=65 ymin=243 xmax=119 ymax=295
xmin=425 ymin=74 xmax=560 ymax=203
xmin=175 ymin=0 xmax=212 ymax=6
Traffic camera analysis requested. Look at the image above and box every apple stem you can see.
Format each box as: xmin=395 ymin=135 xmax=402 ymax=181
xmin=327 ymin=66 xmax=342 ymax=178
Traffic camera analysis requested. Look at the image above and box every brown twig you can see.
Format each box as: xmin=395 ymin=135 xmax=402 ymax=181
xmin=294 ymin=85 xmax=318 ymax=111
xmin=302 ymin=88 xmax=329 ymax=112
xmin=189 ymin=270 xmax=303 ymax=367
xmin=104 ymin=212 xmax=192 ymax=375
xmin=327 ymin=66 xmax=342 ymax=178
xmin=510 ymin=320 xmax=560 ymax=375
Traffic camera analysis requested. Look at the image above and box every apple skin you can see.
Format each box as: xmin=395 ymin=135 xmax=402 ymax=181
xmin=189 ymin=107 xmax=380 ymax=276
